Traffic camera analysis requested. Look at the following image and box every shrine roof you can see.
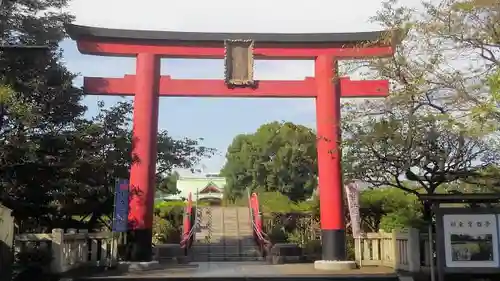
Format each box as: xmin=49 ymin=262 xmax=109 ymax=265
xmin=65 ymin=24 xmax=400 ymax=47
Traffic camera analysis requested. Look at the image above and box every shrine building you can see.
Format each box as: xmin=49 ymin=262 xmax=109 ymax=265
xmin=157 ymin=174 xmax=226 ymax=205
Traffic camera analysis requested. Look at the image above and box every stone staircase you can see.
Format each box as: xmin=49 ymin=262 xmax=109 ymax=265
xmin=191 ymin=206 xmax=262 ymax=262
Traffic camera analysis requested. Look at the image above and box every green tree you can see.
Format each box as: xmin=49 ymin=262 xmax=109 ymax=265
xmin=344 ymin=115 xmax=499 ymax=220
xmin=0 ymin=0 xmax=85 ymax=232
xmin=339 ymin=0 xmax=500 ymax=221
xmin=221 ymin=121 xmax=317 ymax=202
xmin=0 ymin=95 xmax=214 ymax=232
xmin=0 ymin=0 xmax=215 ymax=232
xmin=360 ymin=188 xmax=423 ymax=232
xmin=157 ymin=171 xmax=181 ymax=195
xmin=305 ymin=186 xmax=423 ymax=232
xmin=352 ymin=0 xmax=500 ymax=143
xmin=423 ymin=0 xmax=500 ymax=128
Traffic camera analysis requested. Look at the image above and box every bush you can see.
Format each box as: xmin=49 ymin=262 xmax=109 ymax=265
xmin=259 ymin=192 xmax=296 ymax=213
xmin=152 ymin=201 xmax=191 ymax=244
xmin=379 ymin=208 xmax=425 ymax=232
xmin=152 ymin=215 xmax=179 ymax=244
xmin=267 ymin=225 xmax=288 ymax=243
xmin=154 ymin=201 xmax=185 ymax=228
xmin=13 ymin=246 xmax=54 ymax=281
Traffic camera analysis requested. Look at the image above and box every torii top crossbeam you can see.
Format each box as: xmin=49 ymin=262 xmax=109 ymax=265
xmin=66 ymin=24 xmax=400 ymax=98
xmin=66 ymin=24 xmax=399 ymax=59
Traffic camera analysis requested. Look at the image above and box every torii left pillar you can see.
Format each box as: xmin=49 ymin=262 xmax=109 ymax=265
xmin=127 ymin=53 xmax=160 ymax=261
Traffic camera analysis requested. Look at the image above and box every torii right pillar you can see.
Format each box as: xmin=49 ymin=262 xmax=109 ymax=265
xmin=314 ymin=55 xmax=349 ymax=270
xmin=314 ymin=53 xmax=390 ymax=270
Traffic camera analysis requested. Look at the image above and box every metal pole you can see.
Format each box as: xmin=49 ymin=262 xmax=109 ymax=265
xmin=110 ymin=232 xmax=116 ymax=267
xmin=358 ymin=237 xmax=362 ymax=267
xmin=110 ymin=179 xmax=117 ymax=267
xmin=429 ymin=223 xmax=435 ymax=281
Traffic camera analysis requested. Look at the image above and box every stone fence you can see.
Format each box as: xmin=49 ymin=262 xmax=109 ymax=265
xmin=355 ymin=228 xmax=434 ymax=272
xmin=15 ymin=229 xmax=118 ymax=273
xmin=14 ymin=227 xmax=434 ymax=274
xmin=0 ymin=205 xmax=15 ymax=279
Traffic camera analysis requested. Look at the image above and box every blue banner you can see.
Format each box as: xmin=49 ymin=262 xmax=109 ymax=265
xmin=112 ymin=179 xmax=129 ymax=232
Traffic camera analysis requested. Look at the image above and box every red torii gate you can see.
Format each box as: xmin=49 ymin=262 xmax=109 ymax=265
xmin=66 ymin=24 xmax=398 ymax=268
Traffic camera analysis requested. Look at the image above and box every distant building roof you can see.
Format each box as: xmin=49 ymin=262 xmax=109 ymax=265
xmin=176 ymin=175 xmax=226 ymax=201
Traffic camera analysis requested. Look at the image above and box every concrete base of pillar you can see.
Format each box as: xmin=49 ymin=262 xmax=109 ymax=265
xmin=313 ymin=260 xmax=356 ymax=271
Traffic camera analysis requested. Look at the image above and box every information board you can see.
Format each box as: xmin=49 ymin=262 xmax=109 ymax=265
xmin=443 ymin=214 xmax=499 ymax=268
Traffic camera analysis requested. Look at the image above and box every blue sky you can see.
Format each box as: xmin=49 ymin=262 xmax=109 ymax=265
xmin=63 ymin=0 xmax=421 ymax=175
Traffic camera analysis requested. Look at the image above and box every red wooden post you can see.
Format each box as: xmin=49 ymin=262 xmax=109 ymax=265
xmin=127 ymin=53 xmax=160 ymax=261
xmin=183 ymin=193 xmax=192 ymax=240
xmin=315 ymin=56 xmax=345 ymax=261
xmin=251 ymin=193 xmax=262 ymax=232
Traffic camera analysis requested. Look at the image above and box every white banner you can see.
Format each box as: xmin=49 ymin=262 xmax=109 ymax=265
xmin=345 ymin=182 xmax=362 ymax=238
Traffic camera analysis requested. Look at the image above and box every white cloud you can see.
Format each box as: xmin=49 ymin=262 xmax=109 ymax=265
xmin=66 ymin=0 xmax=423 ymax=113
xmin=67 ymin=0 xmax=414 ymax=33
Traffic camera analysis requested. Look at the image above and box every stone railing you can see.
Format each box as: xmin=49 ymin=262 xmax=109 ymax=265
xmin=15 ymin=228 xmax=118 ymax=273
xmin=355 ymin=228 xmax=433 ymax=273
xmin=0 ymin=205 xmax=14 ymax=279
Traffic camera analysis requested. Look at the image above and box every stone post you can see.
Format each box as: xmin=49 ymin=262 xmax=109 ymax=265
xmin=354 ymin=237 xmax=362 ymax=266
xmin=51 ymin=228 xmax=65 ymax=273
xmin=407 ymin=228 xmax=421 ymax=272
xmin=79 ymin=229 xmax=89 ymax=263
xmin=391 ymin=230 xmax=399 ymax=269
xmin=111 ymin=232 xmax=118 ymax=266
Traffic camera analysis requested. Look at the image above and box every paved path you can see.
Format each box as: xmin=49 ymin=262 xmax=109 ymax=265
xmin=85 ymin=262 xmax=397 ymax=279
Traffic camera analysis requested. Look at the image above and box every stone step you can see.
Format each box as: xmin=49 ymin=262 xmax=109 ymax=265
xmin=194 ymin=252 xmax=261 ymax=258
xmin=238 ymin=236 xmax=254 ymax=239
xmin=191 ymin=246 xmax=259 ymax=253
xmin=191 ymin=256 xmax=263 ymax=262
xmin=201 ymin=256 xmax=263 ymax=261
xmin=238 ymin=227 xmax=251 ymax=231
xmin=191 ymin=246 xmax=259 ymax=254
xmin=221 ymin=238 xmax=240 ymax=241
xmin=189 ymin=207 xmax=264 ymax=263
